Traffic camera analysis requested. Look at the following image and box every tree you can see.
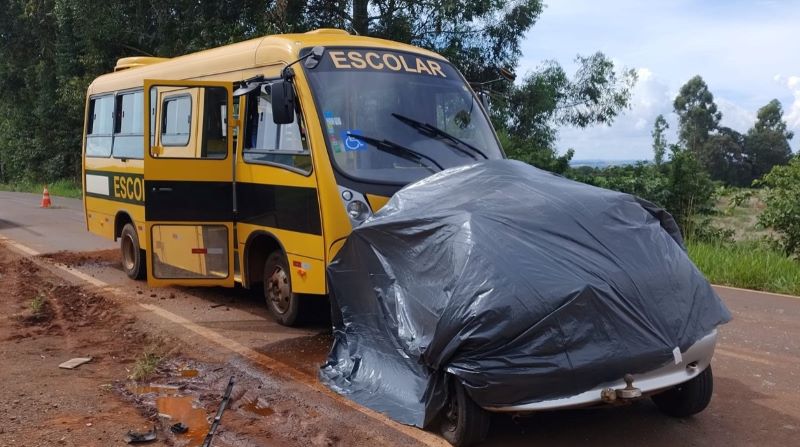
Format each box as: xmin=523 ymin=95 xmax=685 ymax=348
xmin=700 ymin=127 xmax=750 ymax=186
xmin=673 ymin=75 xmax=721 ymax=155
xmin=316 ymin=0 xmax=544 ymax=81
xmin=497 ymin=53 xmax=637 ymax=172
xmin=651 ymin=114 xmax=669 ymax=166
xmin=758 ymin=156 xmax=800 ymax=257
xmin=662 ymin=145 xmax=715 ymax=233
xmin=744 ymin=99 xmax=794 ymax=181
xmin=0 ymin=0 xmax=635 ymax=182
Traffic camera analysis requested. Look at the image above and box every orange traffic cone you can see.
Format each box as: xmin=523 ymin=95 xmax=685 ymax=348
xmin=40 ymin=186 xmax=52 ymax=208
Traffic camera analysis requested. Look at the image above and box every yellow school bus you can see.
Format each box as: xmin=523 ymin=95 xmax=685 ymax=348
xmin=82 ymin=29 xmax=505 ymax=325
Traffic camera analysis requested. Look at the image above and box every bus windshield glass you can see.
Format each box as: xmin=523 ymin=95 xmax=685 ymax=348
xmin=303 ymin=48 xmax=503 ymax=184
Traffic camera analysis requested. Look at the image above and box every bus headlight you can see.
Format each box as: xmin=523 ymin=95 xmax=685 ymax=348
xmin=347 ymin=200 xmax=371 ymax=222
xmin=338 ymin=186 xmax=372 ymax=226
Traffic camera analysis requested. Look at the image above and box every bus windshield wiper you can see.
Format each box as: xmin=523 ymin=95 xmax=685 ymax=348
xmin=347 ymin=133 xmax=443 ymax=172
xmin=391 ymin=113 xmax=488 ymax=160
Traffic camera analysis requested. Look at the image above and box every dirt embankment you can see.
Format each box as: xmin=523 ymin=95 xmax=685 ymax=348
xmin=1 ymin=244 xmax=424 ymax=447
xmin=0 ymin=247 xmax=160 ymax=446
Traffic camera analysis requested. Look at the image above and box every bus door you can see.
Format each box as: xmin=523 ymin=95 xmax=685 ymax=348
xmin=143 ymin=80 xmax=237 ymax=287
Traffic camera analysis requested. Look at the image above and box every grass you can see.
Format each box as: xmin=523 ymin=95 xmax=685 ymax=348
xmin=29 ymin=293 xmax=46 ymax=315
xmin=688 ymin=240 xmax=800 ymax=296
xmin=0 ymin=178 xmax=82 ymax=198
xmin=129 ymin=347 xmax=163 ymax=381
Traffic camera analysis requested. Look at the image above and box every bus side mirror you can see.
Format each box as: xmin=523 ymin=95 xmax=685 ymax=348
xmin=271 ymin=80 xmax=295 ymax=124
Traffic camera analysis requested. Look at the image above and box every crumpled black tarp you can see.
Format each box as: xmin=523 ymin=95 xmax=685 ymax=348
xmin=320 ymin=159 xmax=731 ymax=427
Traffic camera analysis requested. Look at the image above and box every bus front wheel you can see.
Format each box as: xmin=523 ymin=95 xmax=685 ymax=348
xmin=263 ymin=251 xmax=303 ymax=326
xmin=120 ymin=223 xmax=146 ymax=280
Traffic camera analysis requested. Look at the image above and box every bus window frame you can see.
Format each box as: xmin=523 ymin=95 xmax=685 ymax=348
xmin=240 ymin=81 xmax=314 ymax=177
xmin=111 ymin=88 xmax=145 ymax=160
xmin=85 ymin=93 xmax=115 ymax=159
xmin=160 ymin=92 xmax=193 ymax=148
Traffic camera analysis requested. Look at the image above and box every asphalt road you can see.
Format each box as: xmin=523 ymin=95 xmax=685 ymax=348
xmin=2 ymin=190 xmax=799 ymax=446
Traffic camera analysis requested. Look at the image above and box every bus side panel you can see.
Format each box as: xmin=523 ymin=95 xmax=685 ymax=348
xmin=83 ymin=157 xmax=146 ymax=248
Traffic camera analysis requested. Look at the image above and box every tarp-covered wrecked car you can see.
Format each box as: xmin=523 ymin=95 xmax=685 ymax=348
xmin=321 ymin=159 xmax=731 ymax=446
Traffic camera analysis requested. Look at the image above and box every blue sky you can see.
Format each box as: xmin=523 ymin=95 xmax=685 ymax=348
xmin=517 ymin=0 xmax=800 ymax=160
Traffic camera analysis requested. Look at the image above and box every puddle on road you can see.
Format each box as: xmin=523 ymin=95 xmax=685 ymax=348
xmin=156 ymin=395 xmax=209 ymax=446
xmin=129 ymin=382 xmax=209 ymax=446
xmin=179 ymin=368 xmax=199 ymax=378
xmin=240 ymin=400 xmax=275 ymax=417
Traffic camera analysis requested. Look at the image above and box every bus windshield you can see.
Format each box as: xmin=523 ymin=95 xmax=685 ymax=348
xmin=303 ymin=48 xmax=504 ymax=185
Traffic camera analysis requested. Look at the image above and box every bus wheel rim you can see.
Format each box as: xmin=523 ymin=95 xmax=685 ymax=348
xmin=122 ymin=234 xmax=136 ymax=271
xmin=268 ymin=266 xmax=291 ymax=314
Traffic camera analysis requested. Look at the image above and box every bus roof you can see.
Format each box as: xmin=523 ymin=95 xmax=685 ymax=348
xmin=88 ymin=29 xmax=446 ymax=95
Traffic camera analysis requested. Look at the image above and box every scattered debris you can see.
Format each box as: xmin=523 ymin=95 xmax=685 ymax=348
xmin=58 ymin=357 xmax=92 ymax=369
xmin=201 ymin=376 xmax=235 ymax=447
xmin=170 ymin=422 xmax=188 ymax=434
xmin=124 ymin=425 xmax=157 ymax=444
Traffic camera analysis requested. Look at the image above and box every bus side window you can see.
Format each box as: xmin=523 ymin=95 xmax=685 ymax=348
xmin=112 ymin=90 xmax=144 ymax=159
xmin=162 ymin=95 xmax=192 ymax=147
xmin=86 ymin=95 xmax=114 ymax=157
xmin=200 ymin=87 xmax=228 ymax=159
xmin=243 ymin=83 xmax=311 ymax=173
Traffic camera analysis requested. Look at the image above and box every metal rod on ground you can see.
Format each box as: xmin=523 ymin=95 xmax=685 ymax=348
xmin=201 ymin=376 xmax=235 ymax=447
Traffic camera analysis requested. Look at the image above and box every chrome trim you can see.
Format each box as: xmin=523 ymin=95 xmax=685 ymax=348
xmin=485 ymin=330 xmax=718 ymax=413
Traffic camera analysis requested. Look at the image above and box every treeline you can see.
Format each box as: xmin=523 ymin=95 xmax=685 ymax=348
xmin=0 ymin=0 xmax=636 ymax=184
xmin=568 ymin=75 xmax=796 ymax=250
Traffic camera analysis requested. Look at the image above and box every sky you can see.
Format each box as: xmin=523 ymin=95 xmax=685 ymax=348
xmin=517 ymin=0 xmax=800 ymax=160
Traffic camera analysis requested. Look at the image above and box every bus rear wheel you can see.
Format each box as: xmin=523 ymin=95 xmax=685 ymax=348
xmin=263 ymin=251 xmax=304 ymax=326
xmin=120 ymin=223 xmax=146 ymax=280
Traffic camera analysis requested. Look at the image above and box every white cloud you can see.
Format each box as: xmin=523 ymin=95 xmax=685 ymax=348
xmin=785 ymin=76 xmax=800 ymax=131
xmin=519 ymin=0 xmax=800 ymax=159
xmin=557 ymin=67 xmax=677 ymax=160
xmin=716 ymin=97 xmax=755 ymax=132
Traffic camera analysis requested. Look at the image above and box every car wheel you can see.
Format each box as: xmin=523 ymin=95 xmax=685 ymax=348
xmin=120 ymin=223 xmax=146 ymax=280
xmin=263 ymin=250 xmax=303 ymax=326
xmin=439 ymin=377 xmax=491 ymax=447
xmin=652 ymin=365 xmax=713 ymax=417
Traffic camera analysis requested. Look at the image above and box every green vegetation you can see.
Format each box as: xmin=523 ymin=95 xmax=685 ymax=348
xmin=688 ymin=241 xmax=800 ymax=296
xmin=0 ymin=178 xmax=82 ymax=198
xmin=29 ymin=293 xmax=46 ymax=315
xmin=757 ymin=157 xmax=800 ymax=257
xmin=129 ymin=348 xmax=162 ymax=381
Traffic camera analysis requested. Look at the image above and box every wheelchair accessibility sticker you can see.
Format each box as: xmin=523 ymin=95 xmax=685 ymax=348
xmin=341 ymin=130 xmax=366 ymax=151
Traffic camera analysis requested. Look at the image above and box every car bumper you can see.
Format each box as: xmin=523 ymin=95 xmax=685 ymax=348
xmin=484 ymin=329 xmax=718 ymax=413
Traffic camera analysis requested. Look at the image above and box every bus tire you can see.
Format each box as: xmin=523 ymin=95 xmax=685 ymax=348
xmin=120 ymin=223 xmax=146 ymax=280
xmin=263 ymin=250 xmax=303 ymax=326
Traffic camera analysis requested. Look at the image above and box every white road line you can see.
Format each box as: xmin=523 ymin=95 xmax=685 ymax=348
xmin=0 ymin=235 xmax=447 ymax=447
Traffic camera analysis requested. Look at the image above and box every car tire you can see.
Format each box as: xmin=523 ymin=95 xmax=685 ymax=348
xmin=439 ymin=377 xmax=491 ymax=447
xmin=263 ymin=250 xmax=303 ymax=326
xmin=120 ymin=223 xmax=146 ymax=280
xmin=652 ymin=365 xmax=714 ymax=417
